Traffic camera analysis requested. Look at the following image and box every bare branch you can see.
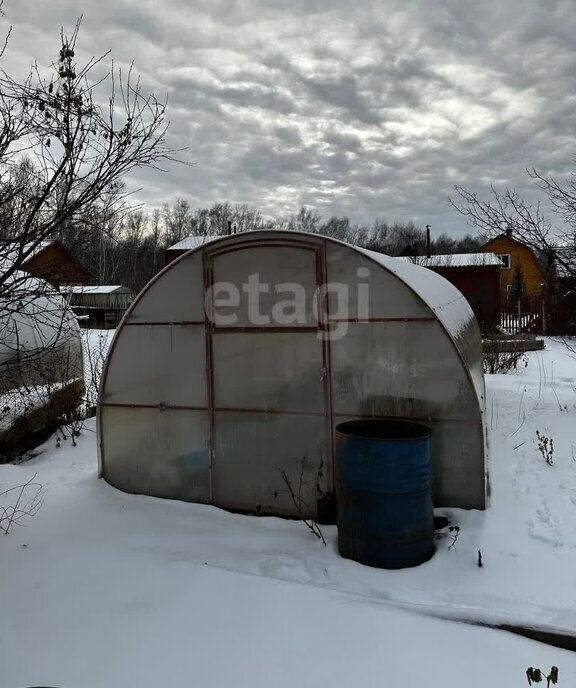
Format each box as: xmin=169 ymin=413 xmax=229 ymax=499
xmin=279 ymin=459 xmax=327 ymax=545
xmin=0 ymin=19 xmax=189 ymax=297
xmin=0 ymin=473 xmax=45 ymax=534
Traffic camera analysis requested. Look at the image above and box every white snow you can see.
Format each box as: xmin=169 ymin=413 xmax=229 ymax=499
xmin=2 ymin=338 xmax=576 ymax=686
xmin=63 ymin=285 xmax=131 ymax=295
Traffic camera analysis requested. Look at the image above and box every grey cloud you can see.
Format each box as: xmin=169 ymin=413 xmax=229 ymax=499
xmin=323 ymin=130 xmax=364 ymax=152
xmin=1 ymin=0 xmax=576 ymax=235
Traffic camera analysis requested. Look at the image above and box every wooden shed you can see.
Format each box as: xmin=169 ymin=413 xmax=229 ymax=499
xmin=63 ymin=285 xmax=134 ymax=329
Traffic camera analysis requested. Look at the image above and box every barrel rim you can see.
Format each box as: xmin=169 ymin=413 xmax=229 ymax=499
xmin=335 ymin=418 xmax=432 ymax=441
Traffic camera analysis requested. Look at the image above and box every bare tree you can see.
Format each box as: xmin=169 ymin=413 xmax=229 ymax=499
xmin=285 ymin=206 xmax=322 ymax=233
xmin=0 ymin=17 xmax=184 ymax=302
xmin=450 ymin=183 xmax=561 ymax=276
xmin=162 ymin=198 xmax=193 ymax=245
xmin=230 ymin=203 xmax=265 ymax=233
xmin=361 ymin=220 xmax=426 ymax=255
xmin=149 ymin=207 xmax=162 ymax=275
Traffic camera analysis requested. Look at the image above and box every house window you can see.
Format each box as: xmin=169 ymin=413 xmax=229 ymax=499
xmin=497 ymin=253 xmax=511 ymax=269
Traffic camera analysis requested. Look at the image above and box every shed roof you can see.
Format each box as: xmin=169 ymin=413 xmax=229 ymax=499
xmin=166 ymin=235 xmax=222 ymax=251
xmin=63 ymin=285 xmax=132 ymax=295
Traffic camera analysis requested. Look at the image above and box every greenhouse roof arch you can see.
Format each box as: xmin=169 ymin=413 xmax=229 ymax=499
xmin=98 ymin=230 xmax=487 ymax=516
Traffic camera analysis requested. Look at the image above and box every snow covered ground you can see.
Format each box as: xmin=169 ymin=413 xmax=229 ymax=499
xmin=2 ymin=337 xmax=576 ymax=686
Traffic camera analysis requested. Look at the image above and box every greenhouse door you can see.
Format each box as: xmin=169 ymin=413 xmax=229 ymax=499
xmin=204 ymin=237 xmax=333 ymax=518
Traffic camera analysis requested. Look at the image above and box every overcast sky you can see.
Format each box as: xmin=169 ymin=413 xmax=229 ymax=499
xmin=2 ymin=0 xmax=575 ymax=236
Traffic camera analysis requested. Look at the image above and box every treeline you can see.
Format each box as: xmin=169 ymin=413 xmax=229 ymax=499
xmin=0 ymin=160 xmax=482 ymax=293
xmin=50 ymin=200 xmax=483 ymax=293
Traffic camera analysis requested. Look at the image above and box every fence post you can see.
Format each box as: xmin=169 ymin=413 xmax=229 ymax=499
xmin=541 ymin=298 xmax=546 ymax=336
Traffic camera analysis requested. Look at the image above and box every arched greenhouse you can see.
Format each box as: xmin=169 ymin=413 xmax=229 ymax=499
xmin=97 ymin=231 xmax=487 ymax=516
xmin=0 ymin=273 xmax=83 ymax=460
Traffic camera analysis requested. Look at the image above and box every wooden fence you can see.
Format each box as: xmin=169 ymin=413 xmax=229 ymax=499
xmin=500 ymin=293 xmax=576 ymax=336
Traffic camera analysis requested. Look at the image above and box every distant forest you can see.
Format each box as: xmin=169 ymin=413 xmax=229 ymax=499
xmin=56 ymin=199 xmax=483 ymax=292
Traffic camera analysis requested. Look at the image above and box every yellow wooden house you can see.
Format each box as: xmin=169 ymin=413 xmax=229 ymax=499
xmin=479 ymin=232 xmax=548 ymax=297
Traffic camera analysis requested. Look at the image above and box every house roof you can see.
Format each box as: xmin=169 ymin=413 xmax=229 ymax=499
xmin=20 ymin=240 xmax=52 ymax=259
xmin=1 ymin=239 xmax=94 ymax=283
xmin=480 ymin=234 xmax=553 ymax=276
xmin=397 ymin=253 xmax=502 ymax=268
xmin=550 ymin=247 xmax=576 ymax=278
xmin=480 ymin=233 xmax=525 ymax=249
xmin=0 ymin=241 xmax=50 ymax=272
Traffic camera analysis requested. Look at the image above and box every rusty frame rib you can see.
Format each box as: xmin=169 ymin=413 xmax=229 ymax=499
xmin=99 ymin=402 xmax=473 ymax=424
xmin=203 ymin=248 xmax=216 ymax=502
xmin=329 ymin=317 xmax=436 ymax=323
xmin=210 ymin=326 xmax=319 ymax=333
xmin=123 ymin=320 xmax=205 ymax=326
xmin=318 ymin=239 xmax=335 ymax=495
xmin=204 ymin=237 xmax=324 ymax=258
xmin=121 ymin=318 xmax=437 ymax=328
xmin=101 ymin=403 xmax=208 ymax=411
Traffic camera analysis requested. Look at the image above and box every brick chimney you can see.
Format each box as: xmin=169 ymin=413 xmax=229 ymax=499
xmin=505 ymin=224 xmax=513 ymax=238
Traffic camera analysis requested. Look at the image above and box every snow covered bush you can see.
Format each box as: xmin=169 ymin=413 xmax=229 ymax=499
xmin=483 ymin=343 xmax=527 ymax=374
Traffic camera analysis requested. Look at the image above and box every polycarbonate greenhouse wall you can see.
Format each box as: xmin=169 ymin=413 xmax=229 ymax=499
xmin=0 ymin=273 xmax=83 ymax=394
xmin=97 ymin=231 xmax=487 ymax=516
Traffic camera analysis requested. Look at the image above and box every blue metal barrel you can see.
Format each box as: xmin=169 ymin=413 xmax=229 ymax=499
xmin=335 ymin=419 xmax=434 ymax=569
